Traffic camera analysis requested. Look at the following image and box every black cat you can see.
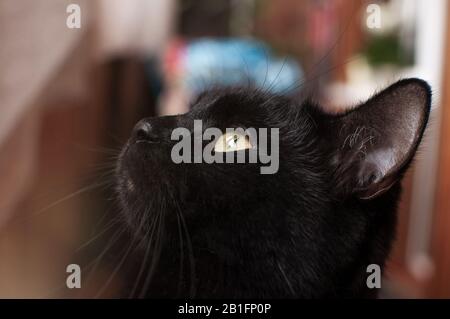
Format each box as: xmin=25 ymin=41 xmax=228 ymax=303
xmin=116 ymin=78 xmax=431 ymax=298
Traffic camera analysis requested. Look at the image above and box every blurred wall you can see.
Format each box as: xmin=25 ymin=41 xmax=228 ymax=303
xmin=0 ymin=0 xmax=91 ymax=225
xmin=96 ymin=0 xmax=175 ymax=58
xmin=0 ymin=0 xmax=174 ymax=227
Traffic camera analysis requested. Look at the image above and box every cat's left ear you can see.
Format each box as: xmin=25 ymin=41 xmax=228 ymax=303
xmin=317 ymin=78 xmax=431 ymax=200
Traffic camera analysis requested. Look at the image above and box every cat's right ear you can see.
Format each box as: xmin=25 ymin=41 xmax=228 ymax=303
xmin=312 ymin=79 xmax=431 ymax=200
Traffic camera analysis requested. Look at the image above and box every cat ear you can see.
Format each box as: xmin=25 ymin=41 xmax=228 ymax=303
xmin=318 ymin=79 xmax=431 ymax=200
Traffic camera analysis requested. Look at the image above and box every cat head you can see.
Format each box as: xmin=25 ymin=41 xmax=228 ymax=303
xmin=116 ymin=78 xmax=431 ymax=298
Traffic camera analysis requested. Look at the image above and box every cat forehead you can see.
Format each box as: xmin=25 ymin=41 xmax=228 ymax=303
xmin=188 ymin=89 xmax=295 ymax=123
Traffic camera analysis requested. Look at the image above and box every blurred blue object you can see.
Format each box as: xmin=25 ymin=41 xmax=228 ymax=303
xmin=183 ymin=38 xmax=303 ymax=95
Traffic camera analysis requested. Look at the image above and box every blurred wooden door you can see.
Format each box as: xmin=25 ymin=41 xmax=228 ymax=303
xmin=387 ymin=2 xmax=450 ymax=298
xmin=428 ymin=2 xmax=450 ymax=298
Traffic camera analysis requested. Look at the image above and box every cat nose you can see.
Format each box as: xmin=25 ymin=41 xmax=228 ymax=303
xmin=132 ymin=120 xmax=158 ymax=142
xmin=131 ymin=116 xmax=178 ymax=143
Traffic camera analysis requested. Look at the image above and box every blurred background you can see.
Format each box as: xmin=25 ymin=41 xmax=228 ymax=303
xmin=0 ymin=0 xmax=450 ymax=298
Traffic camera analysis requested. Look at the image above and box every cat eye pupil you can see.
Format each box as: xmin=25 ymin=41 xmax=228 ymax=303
xmin=226 ymin=135 xmax=239 ymax=149
xmin=214 ymin=131 xmax=252 ymax=153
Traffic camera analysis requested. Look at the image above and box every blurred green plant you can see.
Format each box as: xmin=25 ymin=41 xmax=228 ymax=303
xmin=363 ymin=32 xmax=414 ymax=67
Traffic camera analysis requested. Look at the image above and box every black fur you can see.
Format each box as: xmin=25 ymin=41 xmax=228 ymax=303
xmin=116 ymin=78 xmax=431 ymax=298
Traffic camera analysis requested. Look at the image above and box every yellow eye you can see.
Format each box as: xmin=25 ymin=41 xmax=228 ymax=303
xmin=214 ymin=132 xmax=253 ymax=152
